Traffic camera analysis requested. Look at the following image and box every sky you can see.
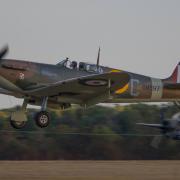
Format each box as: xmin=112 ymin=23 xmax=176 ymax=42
xmin=0 ymin=0 xmax=180 ymax=108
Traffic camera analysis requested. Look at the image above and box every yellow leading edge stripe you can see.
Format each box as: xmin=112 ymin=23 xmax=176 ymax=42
xmin=115 ymin=83 xmax=129 ymax=94
xmin=110 ymin=69 xmax=121 ymax=73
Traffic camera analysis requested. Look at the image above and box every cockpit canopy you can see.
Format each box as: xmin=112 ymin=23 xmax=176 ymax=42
xmin=57 ymin=58 xmax=103 ymax=73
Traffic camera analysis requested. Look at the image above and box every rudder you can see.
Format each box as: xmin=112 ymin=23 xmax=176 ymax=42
xmin=166 ymin=62 xmax=180 ymax=83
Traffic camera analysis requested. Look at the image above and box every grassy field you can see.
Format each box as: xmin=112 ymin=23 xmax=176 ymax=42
xmin=0 ymin=161 xmax=179 ymax=180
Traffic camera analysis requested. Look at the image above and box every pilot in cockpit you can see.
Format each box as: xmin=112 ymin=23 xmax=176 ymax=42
xmin=70 ymin=61 xmax=77 ymax=69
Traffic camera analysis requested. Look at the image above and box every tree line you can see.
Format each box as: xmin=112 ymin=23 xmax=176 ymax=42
xmin=0 ymin=103 xmax=180 ymax=160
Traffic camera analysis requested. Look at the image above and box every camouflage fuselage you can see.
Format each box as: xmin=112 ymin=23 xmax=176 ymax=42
xmin=0 ymin=59 xmax=179 ymax=107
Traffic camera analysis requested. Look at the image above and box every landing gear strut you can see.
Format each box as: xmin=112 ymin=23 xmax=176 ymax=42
xmin=10 ymin=99 xmax=28 ymax=129
xmin=35 ymin=97 xmax=50 ymax=128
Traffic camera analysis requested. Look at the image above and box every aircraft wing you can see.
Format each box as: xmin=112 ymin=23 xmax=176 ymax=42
xmin=136 ymin=123 xmax=164 ymax=129
xmin=0 ymin=88 xmax=22 ymax=97
xmin=0 ymin=87 xmax=18 ymax=96
xmin=25 ymin=71 xmax=130 ymax=105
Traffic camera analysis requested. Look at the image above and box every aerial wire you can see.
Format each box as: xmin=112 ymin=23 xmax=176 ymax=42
xmin=0 ymin=130 xmax=162 ymax=137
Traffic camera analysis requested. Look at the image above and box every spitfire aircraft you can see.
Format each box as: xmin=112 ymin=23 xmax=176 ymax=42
xmin=137 ymin=110 xmax=180 ymax=148
xmin=137 ymin=111 xmax=180 ymax=140
xmin=0 ymin=46 xmax=180 ymax=129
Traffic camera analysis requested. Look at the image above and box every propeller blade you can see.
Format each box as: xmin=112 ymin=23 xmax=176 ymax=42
xmin=96 ymin=47 xmax=100 ymax=68
xmin=151 ymin=135 xmax=163 ymax=149
xmin=0 ymin=45 xmax=8 ymax=59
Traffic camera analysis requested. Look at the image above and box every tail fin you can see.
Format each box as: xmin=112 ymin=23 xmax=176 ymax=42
xmin=166 ymin=62 xmax=180 ymax=83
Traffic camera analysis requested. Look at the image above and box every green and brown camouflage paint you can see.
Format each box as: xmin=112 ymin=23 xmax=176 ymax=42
xmin=0 ymin=59 xmax=179 ymax=108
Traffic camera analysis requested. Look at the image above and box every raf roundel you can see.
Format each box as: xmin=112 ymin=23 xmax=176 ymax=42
xmin=79 ymin=79 xmax=108 ymax=86
xmin=19 ymin=72 xmax=25 ymax=80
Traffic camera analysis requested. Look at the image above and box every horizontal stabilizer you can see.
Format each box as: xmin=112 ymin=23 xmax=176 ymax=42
xmin=164 ymin=83 xmax=180 ymax=90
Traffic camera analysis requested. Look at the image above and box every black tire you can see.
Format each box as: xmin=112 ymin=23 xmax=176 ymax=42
xmin=35 ymin=111 xmax=50 ymax=128
xmin=10 ymin=120 xmax=26 ymax=129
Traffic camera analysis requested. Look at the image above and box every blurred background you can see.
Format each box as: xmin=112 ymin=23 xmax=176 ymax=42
xmin=0 ymin=104 xmax=180 ymax=160
xmin=0 ymin=0 xmax=180 ymax=160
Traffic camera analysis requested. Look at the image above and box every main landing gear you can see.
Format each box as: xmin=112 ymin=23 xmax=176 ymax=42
xmin=35 ymin=97 xmax=50 ymax=128
xmin=10 ymin=99 xmax=28 ymax=129
xmin=10 ymin=97 xmax=51 ymax=129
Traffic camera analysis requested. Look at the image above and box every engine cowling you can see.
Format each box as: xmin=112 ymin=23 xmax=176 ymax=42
xmin=163 ymin=114 xmax=180 ymax=140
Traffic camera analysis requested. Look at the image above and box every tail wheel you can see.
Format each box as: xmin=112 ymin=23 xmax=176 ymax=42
xmin=10 ymin=120 xmax=26 ymax=129
xmin=35 ymin=111 xmax=50 ymax=128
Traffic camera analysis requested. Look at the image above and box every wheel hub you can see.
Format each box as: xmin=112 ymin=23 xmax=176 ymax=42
xmin=39 ymin=115 xmax=48 ymax=124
